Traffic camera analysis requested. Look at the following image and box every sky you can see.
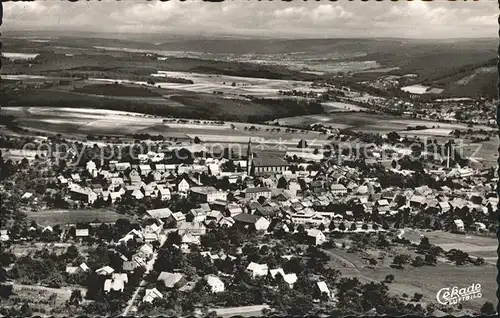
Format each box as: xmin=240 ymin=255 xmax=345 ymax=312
xmin=3 ymin=0 xmax=498 ymax=39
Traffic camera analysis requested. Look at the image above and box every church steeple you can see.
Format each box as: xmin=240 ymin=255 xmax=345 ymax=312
xmin=247 ymin=138 xmax=253 ymax=175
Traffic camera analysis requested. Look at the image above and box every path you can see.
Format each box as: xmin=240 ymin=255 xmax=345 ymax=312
xmin=122 ymin=237 xmax=163 ymax=316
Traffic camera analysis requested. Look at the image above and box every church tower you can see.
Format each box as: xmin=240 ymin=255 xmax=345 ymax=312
xmin=247 ymin=138 xmax=253 ymax=175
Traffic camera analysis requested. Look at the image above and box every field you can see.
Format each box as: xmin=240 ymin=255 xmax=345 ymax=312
xmin=322 ymin=101 xmax=367 ymax=112
xmin=2 ymin=283 xmax=87 ymax=315
xmin=73 ymin=83 xmax=164 ymax=98
xmin=150 ymin=71 xmax=322 ymax=98
xmin=276 ymin=112 xmax=472 ymax=133
xmin=324 ymin=239 xmax=496 ymax=312
xmin=423 ymin=231 xmax=497 ymax=264
xmin=25 ymin=208 xmax=131 ymax=227
xmin=1 ymin=107 xmax=329 ymax=147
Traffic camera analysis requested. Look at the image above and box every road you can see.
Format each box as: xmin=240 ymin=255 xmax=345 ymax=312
xmin=122 ymin=234 xmax=165 ymax=316
xmin=209 ymin=304 xmax=270 ymax=317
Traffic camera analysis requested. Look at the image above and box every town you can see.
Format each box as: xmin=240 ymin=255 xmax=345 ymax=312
xmin=0 ymin=118 xmax=497 ymax=316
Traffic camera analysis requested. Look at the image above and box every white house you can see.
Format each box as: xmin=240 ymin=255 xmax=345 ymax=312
xmin=205 ymin=275 xmax=225 ymax=293
xmin=246 ymin=262 xmax=269 ymax=278
xmin=96 ymin=265 xmax=115 ymax=276
xmin=331 ymin=184 xmax=347 ymax=196
xmin=143 ymin=288 xmax=163 ymax=303
xmin=307 ymin=229 xmax=326 ymax=246
xmin=178 ymin=179 xmax=190 ymax=193
xmin=317 ymin=281 xmax=332 ymax=298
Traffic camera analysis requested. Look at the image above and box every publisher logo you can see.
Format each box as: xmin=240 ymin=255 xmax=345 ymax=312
xmin=436 ymin=283 xmax=482 ymax=305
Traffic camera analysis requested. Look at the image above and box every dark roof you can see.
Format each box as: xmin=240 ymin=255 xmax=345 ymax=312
xmin=252 ymin=156 xmax=288 ymax=167
xmin=245 ymin=187 xmax=271 ymax=194
xmin=233 ymin=213 xmax=260 ymax=224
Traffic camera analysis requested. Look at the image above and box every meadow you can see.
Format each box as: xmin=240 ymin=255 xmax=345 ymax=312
xmin=25 ymin=208 xmax=131 ymax=227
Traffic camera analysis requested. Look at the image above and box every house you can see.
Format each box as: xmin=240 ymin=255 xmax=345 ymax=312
xmin=316 ymin=281 xmax=332 ymax=299
xmin=123 ymin=260 xmax=141 ymax=272
xmin=69 ymin=186 xmax=97 ymax=204
xmin=188 ymin=208 xmax=207 ymax=223
xmin=129 ymin=169 xmax=141 ymax=185
xmin=131 ymin=189 xmax=145 ymax=200
xmin=307 ymin=229 xmax=326 ymax=246
xmin=471 ymin=222 xmax=486 ymax=231
xmin=96 ymin=266 xmax=115 ymax=276
xmin=283 ymin=273 xmax=298 ymax=288
xmin=437 ymin=201 xmax=451 ymax=214
xmin=205 ymin=275 xmax=225 ymax=293
xmin=0 ymin=230 xmax=9 ymax=242
xmin=331 ymin=184 xmax=347 ymax=196
xmin=139 ymin=164 xmax=152 ymax=176
xmin=409 ymin=195 xmax=426 ymax=208
xmin=157 ymin=272 xmax=187 ymax=289
xmin=157 ymin=187 xmax=171 ymax=201
xmin=115 ymin=162 xmax=131 ymax=171
xmin=145 ymin=208 xmax=173 ymax=220
xmin=190 ymin=186 xmax=227 ymax=203
xmin=75 ymin=228 xmax=89 ymax=238
xmin=66 ymin=262 xmax=89 ymax=275
xmin=21 ymin=192 xmax=33 ymax=200
xmin=227 ymin=204 xmax=243 ymax=217
xmin=104 ymin=273 xmax=128 ymax=293
xmin=205 ymin=210 xmax=223 ymax=224
xmin=246 ymin=262 xmax=269 ymax=278
xmin=182 ymin=233 xmax=200 ymax=245
xmin=178 ymin=179 xmax=191 ymax=193
xmin=218 ymin=217 xmax=235 ymax=228
xmin=244 ymin=187 xmax=272 ymax=200
xmin=138 ymin=244 xmax=154 ymax=258
xmin=143 ymin=288 xmax=163 ymax=303
xmin=233 ymin=213 xmax=270 ymax=231
xmin=178 ymin=222 xmax=207 ymax=236
xmin=453 ymin=219 xmax=465 ymax=232
xmin=169 ymin=212 xmax=187 ymax=227
xmin=86 ymin=160 xmax=97 ymax=176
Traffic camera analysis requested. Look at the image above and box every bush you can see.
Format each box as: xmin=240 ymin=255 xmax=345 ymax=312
xmin=384 ymin=274 xmax=394 ymax=283
xmin=411 ymin=293 xmax=423 ymax=302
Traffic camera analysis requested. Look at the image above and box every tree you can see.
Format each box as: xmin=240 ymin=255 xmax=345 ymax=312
xmin=392 ymin=255 xmax=407 ymax=269
xmin=328 ymin=221 xmax=336 ymax=231
xmin=338 ymin=223 xmax=346 ymax=231
xmin=297 ymin=139 xmax=308 ymax=148
xmin=382 ymin=221 xmax=390 ymax=230
xmin=361 ymin=224 xmax=369 ymax=230
xmin=318 ymin=223 xmax=325 ymax=231
xmin=65 ymin=245 xmax=80 ymax=260
xmin=384 ymin=274 xmax=394 ymax=283
xmin=350 ymin=223 xmax=357 ymax=231
xmin=313 ymin=148 xmax=319 ymax=155
xmin=277 ymin=177 xmax=287 ymax=189
xmin=372 ymin=223 xmax=379 ymax=231
xmin=69 ymin=289 xmax=83 ymax=305
xmin=193 ymin=136 xmax=201 ymax=144
xmin=412 ymin=256 xmax=425 ymax=267
xmin=424 ymin=253 xmax=437 ymax=266
xmin=474 ymin=257 xmax=485 ymax=266
xmin=480 ymin=301 xmax=496 ymax=315
xmin=411 ymin=293 xmax=423 ymax=302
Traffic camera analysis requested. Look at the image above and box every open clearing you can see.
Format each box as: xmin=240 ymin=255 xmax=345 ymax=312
xmin=423 ymin=231 xmax=497 ymax=262
xmin=149 ymin=70 xmax=324 ymax=97
xmin=25 ymin=208 xmax=131 ymax=226
xmin=277 ymin=112 xmax=485 ymax=135
xmin=2 ymin=107 xmax=328 ymax=146
xmin=324 ymin=245 xmax=496 ymax=312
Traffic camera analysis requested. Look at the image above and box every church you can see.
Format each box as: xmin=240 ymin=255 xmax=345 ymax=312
xmin=246 ymin=138 xmax=289 ymax=177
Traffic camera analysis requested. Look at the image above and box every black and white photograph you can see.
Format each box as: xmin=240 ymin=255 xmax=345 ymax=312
xmin=0 ymin=0 xmax=498 ymax=316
